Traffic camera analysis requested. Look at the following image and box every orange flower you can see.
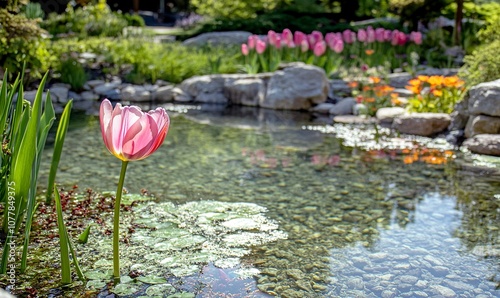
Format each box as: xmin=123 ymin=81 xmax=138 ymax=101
xmin=374 ymin=85 xmax=393 ymax=97
xmin=427 ymin=75 xmax=444 ymax=87
xmin=365 ymin=49 xmax=375 ymax=56
xmin=432 ymin=89 xmax=443 ymax=97
xmin=391 ymin=93 xmax=401 ymax=105
xmin=364 ymin=97 xmax=375 ymax=103
xmin=362 ymin=86 xmax=371 ymax=92
xmin=403 ymin=156 xmax=415 ymax=164
xmin=369 ymin=76 xmax=381 ymax=84
xmin=348 ymin=81 xmax=359 ymax=88
xmin=405 ymin=85 xmax=421 ymax=94
xmin=408 ymin=79 xmax=421 ymax=86
xmin=443 ymin=76 xmax=465 ymax=88
xmin=417 ymin=75 xmax=429 ymax=82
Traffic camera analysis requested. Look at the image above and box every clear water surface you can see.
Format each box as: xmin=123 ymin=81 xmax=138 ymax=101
xmin=37 ymin=104 xmax=500 ymax=297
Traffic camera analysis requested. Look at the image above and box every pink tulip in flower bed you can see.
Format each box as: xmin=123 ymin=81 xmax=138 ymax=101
xmin=240 ymin=27 xmax=424 ymax=76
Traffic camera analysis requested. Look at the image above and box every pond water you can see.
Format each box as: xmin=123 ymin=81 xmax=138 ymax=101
xmin=35 ymin=104 xmax=499 ymax=297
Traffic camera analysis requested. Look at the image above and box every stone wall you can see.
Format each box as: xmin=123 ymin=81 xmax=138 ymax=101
xmin=450 ymin=79 xmax=500 ymax=156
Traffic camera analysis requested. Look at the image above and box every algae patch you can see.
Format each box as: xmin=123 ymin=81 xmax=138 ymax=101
xmin=79 ymin=200 xmax=287 ymax=296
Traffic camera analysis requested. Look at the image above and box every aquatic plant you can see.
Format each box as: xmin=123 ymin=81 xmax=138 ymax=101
xmin=406 ymin=75 xmax=466 ymax=113
xmin=99 ymin=99 xmax=170 ymax=283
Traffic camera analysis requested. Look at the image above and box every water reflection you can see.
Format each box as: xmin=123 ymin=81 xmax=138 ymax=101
xmin=36 ymin=106 xmax=500 ymax=297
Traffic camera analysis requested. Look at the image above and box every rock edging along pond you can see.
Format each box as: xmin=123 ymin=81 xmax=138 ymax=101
xmin=16 ymin=62 xmax=500 ymax=156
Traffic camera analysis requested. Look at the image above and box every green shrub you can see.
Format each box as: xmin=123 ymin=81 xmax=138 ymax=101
xmin=122 ymin=12 xmax=146 ymax=27
xmin=190 ymin=0 xmax=277 ymax=19
xmin=49 ymin=38 xmax=240 ymax=83
xmin=22 ymin=2 xmax=45 ymax=20
xmin=460 ymin=39 xmax=500 ymax=86
xmin=58 ymin=58 xmax=87 ymax=91
xmin=0 ymin=8 xmax=53 ymax=78
xmin=42 ymin=0 xmax=141 ymax=38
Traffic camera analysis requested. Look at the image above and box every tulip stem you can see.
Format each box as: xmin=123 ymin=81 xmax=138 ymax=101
xmin=113 ymin=160 xmax=129 ymax=284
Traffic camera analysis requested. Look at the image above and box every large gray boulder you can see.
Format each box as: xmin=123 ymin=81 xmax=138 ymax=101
xmin=465 ymin=115 xmax=500 ymax=138
xmin=180 ymin=75 xmax=228 ymax=104
xmin=449 ymin=95 xmax=469 ymax=130
xmin=463 ymin=134 xmax=500 ymax=156
xmin=224 ymin=78 xmax=265 ymax=106
xmin=49 ymin=86 xmax=69 ymax=104
xmin=121 ymin=85 xmax=151 ymax=102
xmin=183 ymin=31 xmax=252 ymax=46
xmin=154 ymin=85 xmax=175 ymax=102
xmin=387 ymin=72 xmax=412 ymax=89
xmin=329 ymin=97 xmax=356 ymax=115
xmin=393 ymin=113 xmax=450 ymax=136
xmin=262 ymin=64 xmax=328 ymax=110
xmin=376 ymin=107 xmax=406 ymax=124
xmin=468 ymin=79 xmax=500 ymax=116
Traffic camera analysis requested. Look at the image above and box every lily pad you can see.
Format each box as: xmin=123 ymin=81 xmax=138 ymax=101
xmin=170 ymin=265 xmax=200 ymax=277
xmin=94 ymin=259 xmax=113 ymax=268
xmin=86 ymin=280 xmax=106 ymax=289
xmin=167 ymin=292 xmax=195 ymax=298
xmin=145 ymin=284 xmax=176 ymax=295
xmin=221 ymin=218 xmax=259 ymax=230
xmin=150 ymin=227 xmax=191 ymax=238
xmin=137 ymin=275 xmax=168 ymax=284
xmin=85 ymin=270 xmax=111 ymax=280
xmin=120 ymin=276 xmax=135 ymax=284
xmin=112 ymin=283 xmax=140 ymax=295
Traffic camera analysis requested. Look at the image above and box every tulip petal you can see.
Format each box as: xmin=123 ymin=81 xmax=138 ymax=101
xmin=123 ymin=114 xmax=155 ymax=160
xmin=99 ymin=99 xmax=113 ymax=151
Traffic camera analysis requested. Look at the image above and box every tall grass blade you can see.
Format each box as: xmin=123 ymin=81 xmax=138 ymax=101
xmin=20 ymin=91 xmax=56 ymax=271
xmin=20 ymin=202 xmax=39 ymax=272
xmin=46 ymin=100 xmax=72 ymax=203
xmin=54 ymin=186 xmax=72 ymax=284
xmin=67 ymin=228 xmax=85 ymax=281
xmin=10 ymin=72 xmax=48 ymax=232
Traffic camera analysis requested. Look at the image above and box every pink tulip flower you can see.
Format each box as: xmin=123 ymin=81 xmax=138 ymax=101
xmin=256 ymin=39 xmax=267 ymax=54
xmin=294 ymin=31 xmax=307 ymax=47
xmin=342 ymin=29 xmax=354 ymax=44
xmin=308 ymin=34 xmax=317 ymax=49
xmin=286 ymin=39 xmax=296 ymax=48
xmin=100 ymin=99 xmax=170 ymax=162
xmin=273 ymin=36 xmax=282 ymax=49
xmin=300 ymin=40 xmax=309 ymax=53
xmin=332 ymin=39 xmax=344 ymax=53
xmin=268 ymin=30 xmax=278 ymax=47
xmin=241 ymin=44 xmax=249 ymax=56
xmin=313 ymin=41 xmax=327 ymax=56
xmin=384 ymin=30 xmax=392 ymax=42
xmin=248 ymin=35 xmax=258 ymax=49
xmin=391 ymin=30 xmax=400 ymax=46
xmin=397 ymin=31 xmax=407 ymax=46
xmin=357 ymin=29 xmax=367 ymax=42
xmin=410 ymin=31 xmax=423 ymax=45
xmin=312 ymin=30 xmax=323 ymax=42
xmin=282 ymin=28 xmax=293 ymax=42
xmin=325 ymin=32 xmax=335 ymax=45
xmin=366 ymin=26 xmax=375 ymax=43
xmin=375 ymin=28 xmax=385 ymax=42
